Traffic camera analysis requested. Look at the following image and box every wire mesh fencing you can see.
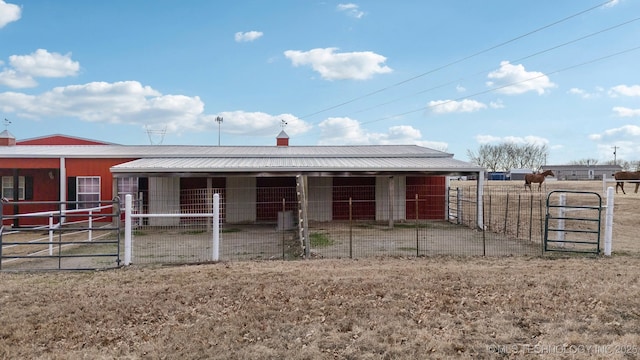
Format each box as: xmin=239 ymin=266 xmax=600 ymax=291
xmin=126 ymin=184 xmax=553 ymax=266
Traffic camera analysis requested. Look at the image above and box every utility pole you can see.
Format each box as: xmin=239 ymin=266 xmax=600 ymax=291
xmin=215 ymin=116 xmax=223 ymax=146
xmin=612 ymin=146 xmax=619 ymax=165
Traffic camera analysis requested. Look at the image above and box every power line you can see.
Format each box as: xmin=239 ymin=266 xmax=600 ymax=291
xmin=333 ymin=16 xmax=640 ymax=121
xmin=316 ymin=44 xmax=640 ymax=138
xmin=296 ymin=0 xmax=617 ymax=121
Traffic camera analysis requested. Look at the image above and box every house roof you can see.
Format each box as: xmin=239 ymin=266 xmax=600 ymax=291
xmin=16 ymin=134 xmax=117 ymax=146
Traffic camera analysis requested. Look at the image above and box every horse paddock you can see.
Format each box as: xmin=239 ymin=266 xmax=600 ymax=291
xmin=1 ymin=181 xmax=640 ymax=358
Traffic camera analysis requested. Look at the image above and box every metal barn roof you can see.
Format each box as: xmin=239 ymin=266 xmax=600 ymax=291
xmin=0 ymin=143 xmax=485 ymax=176
xmin=0 ymin=144 xmax=450 ymax=158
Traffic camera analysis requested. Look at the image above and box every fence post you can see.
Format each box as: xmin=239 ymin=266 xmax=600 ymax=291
xmin=558 ymin=194 xmax=566 ymax=248
xmin=212 ymin=193 xmax=219 ymax=261
xmin=88 ymin=210 xmax=93 ymax=242
xmin=124 ymin=194 xmax=132 ymax=266
xmin=349 ymin=197 xmax=353 ymax=259
xmin=415 ymin=193 xmax=419 ymax=257
xmin=604 ymin=187 xmax=614 ymax=256
xmin=456 ymin=188 xmax=462 ymax=225
xmin=49 ymin=214 xmax=54 ymax=256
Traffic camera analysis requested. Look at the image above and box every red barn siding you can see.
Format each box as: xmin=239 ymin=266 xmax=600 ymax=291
xmin=256 ymin=177 xmax=297 ymax=221
xmin=406 ymin=176 xmax=446 ymax=220
xmin=333 ymin=177 xmax=375 ymax=220
xmin=65 ymin=158 xmax=136 ymax=202
xmin=0 ymin=158 xmax=60 ymax=169
xmin=180 ymin=177 xmax=226 ymax=222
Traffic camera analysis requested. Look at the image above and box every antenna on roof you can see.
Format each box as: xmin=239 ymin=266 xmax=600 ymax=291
xmin=144 ymin=125 xmax=167 ymax=145
xmin=3 ymin=118 xmax=10 ymax=130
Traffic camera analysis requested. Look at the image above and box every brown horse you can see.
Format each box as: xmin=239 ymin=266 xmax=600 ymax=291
xmin=524 ymin=170 xmax=554 ymax=191
xmin=614 ymin=171 xmax=640 ymax=194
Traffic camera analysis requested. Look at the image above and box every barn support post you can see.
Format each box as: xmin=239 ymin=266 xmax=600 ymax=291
xmin=604 ymin=187 xmax=614 ymax=256
xmin=296 ymin=175 xmax=310 ymax=259
xmin=477 ymin=171 xmax=484 ymax=230
xmin=124 ymin=194 xmax=132 ymax=266
xmin=212 ymin=193 xmax=219 ymax=262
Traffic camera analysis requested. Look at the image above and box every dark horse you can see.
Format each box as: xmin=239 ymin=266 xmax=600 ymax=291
xmin=524 ymin=170 xmax=554 ymax=191
xmin=614 ymin=171 xmax=640 ymax=194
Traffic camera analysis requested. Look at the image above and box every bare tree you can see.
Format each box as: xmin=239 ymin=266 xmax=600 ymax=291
xmin=569 ymin=158 xmax=599 ymax=166
xmin=467 ymin=143 xmax=548 ymax=171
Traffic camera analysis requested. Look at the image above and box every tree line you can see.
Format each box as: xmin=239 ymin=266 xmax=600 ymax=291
xmin=466 ymin=143 xmax=548 ymax=172
xmin=466 ymin=143 xmax=639 ymax=172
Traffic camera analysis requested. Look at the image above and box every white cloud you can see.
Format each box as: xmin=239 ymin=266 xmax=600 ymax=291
xmin=337 ymin=3 xmax=364 ymax=19
xmin=609 ymin=84 xmax=640 ymax=97
xmin=486 ymin=61 xmax=556 ymax=95
xmin=428 ymin=99 xmax=487 ymax=114
xmin=603 ymin=0 xmax=620 ymax=8
xmin=206 ymin=111 xmax=311 ymax=136
xmin=317 ymin=117 xmax=446 ymax=150
xmin=0 ymin=69 xmax=37 ymax=88
xmin=589 ymin=125 xmax=640 ymax=141
xmin=284 ymin=47 xmax=392 ymax=80
xmin=0 ymin=0 xmax=21 ymax=28
xmin=475 ymin=134 xmax=549 ymax=146
xmin=612 ymin=107 xmax=640 ymax=117
xmin=234 ymin=31 xmax=263 ymax=43
xmin=489 ymin=100 xmax=504 ymax=109
xmin=0 ymin=49 xmax=80 ymax=88
xmin=568 ymin=87 xmax=603 ymax=99
xmin=456 ymin=84 xmax=466 ymax=93
xmin=9 ymin=49 xmax=79 ymax=77
xmin=0 ymin=81 xmax=313 ymax=137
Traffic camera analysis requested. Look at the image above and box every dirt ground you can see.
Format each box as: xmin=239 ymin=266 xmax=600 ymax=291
xmin=1 ymin=180 xmax=639 ymax=359
xmin=1 ymin=256 xmax=640 ymax=359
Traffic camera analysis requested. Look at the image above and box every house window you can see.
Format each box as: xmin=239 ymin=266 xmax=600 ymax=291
xmin=117 ymin=177 xmax=138 ymax=206
xmin=77 ymin=176 xmax=100 ymax=209
xmin=117 ymin=177 xmax=138 ymax=198
xmin=2 ymin=176 xmax=25 ymax=200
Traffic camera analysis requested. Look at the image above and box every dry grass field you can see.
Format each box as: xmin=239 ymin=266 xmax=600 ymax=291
xmin=1 ymin=180 xmax=640 ymax=359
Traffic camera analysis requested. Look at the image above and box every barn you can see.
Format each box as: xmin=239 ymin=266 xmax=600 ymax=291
xmin=0 ymin=130 xmax=485 ymax=228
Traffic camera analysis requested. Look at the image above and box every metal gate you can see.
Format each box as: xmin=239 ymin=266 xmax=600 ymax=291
xmin=544 ymin=190 xmax=602 ymax=254
xmin=1 ymin=199 xmax=122 ymax=271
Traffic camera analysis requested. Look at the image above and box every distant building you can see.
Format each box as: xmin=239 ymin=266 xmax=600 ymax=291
xmin=487 ymin=171 xmax=508 ymax=180
xmin=541 ymin=164 xmax=622 ymax=180
xmin=508 ymin=169 xmax=535 ymax=181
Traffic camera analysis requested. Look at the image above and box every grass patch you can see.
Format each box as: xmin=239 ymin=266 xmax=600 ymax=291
xmin=392 ymin=222 xmax=433 ymax=229
xmin=222 ymin=228 xmax=242 ymax=233
xmin=310 ymin=232 xmax=333 ymax=247
xmin=181 ymin=230 xmax=206 ymax=235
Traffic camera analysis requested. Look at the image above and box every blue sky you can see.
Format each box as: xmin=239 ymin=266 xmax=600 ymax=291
xmin=0 ymin=0 xmax=639 ymax=165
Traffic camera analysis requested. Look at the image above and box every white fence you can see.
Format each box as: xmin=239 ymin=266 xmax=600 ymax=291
xmin=123 ymin=193 xmax=220 ymax=265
